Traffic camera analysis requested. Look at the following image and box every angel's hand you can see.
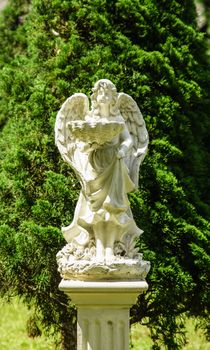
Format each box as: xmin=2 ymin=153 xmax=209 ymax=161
xmin=77 ymin=142 xmax=91 ymax=152
xmin=117 ymin=149 xmax=126 ymax=159
xmin=117 ymin=142 xmax=130 ymax=159
xmin=90 ymin=142 xmax=100 ymax=150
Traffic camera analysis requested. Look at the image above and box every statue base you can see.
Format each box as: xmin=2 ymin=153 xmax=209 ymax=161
xmin=57 ymin=257 xmax=150 ymax=281
xmin=57 ymin=243 xmax=150 ymax=281
xmin=59 ymin=279 xmax=148 ymax=350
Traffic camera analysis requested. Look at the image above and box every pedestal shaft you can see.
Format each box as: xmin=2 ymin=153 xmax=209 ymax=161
xmin=59 ymin=280 xmax=148 ymax=350
xmin=78 ymin=308 xmax=129 ymax=350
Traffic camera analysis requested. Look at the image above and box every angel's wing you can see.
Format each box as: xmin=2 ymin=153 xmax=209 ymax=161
xmin=55 ymin=93 xmax=89 ymax=168
xmin=118 ymin=93 xmax=149 ymax=188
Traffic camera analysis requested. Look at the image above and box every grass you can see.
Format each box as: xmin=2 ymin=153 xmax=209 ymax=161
xmin=0 ymin=299 xmax=58 ymax=350
xmin=0 ymin=298 xmax=209 ymax=349
xmin=131 ymin=323 xmax=153 ymax=349
xmin=130 ymin=321 xmax=210 ymax=350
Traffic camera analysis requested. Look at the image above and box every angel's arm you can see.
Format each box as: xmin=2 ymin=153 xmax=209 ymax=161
xmin=117 ymin=124 xmax=133 ymax=159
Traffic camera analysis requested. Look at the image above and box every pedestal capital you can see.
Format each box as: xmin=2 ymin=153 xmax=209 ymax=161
xmin=59 ymin=279 xmax=148 ymax=308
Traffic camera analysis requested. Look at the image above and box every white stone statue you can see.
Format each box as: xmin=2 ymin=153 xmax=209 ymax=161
xmin=55 ymin=79 xmax=150 ymax=280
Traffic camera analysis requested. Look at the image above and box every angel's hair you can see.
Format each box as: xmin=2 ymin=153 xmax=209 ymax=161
xmin=90 ymin=79 xmax=119 ymax=117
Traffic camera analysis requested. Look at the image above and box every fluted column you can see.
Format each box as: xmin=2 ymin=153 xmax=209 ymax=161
xmin=59 ymin=280 xmax=148 ymax=350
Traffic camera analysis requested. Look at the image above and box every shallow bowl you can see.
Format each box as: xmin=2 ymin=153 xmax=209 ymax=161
xmin=68 ymin=119 xmax=124 ymax=144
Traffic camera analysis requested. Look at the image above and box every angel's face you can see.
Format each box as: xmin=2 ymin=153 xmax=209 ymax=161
xmin=96 ymin=86 xmax=112 ymax=106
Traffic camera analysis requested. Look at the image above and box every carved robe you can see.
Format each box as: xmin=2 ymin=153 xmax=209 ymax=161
xmin=62 ymin=123 xmax=140 ymax=246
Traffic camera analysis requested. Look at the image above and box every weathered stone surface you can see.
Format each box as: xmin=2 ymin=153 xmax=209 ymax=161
xmin=55 ymin=79 xmax=150 ymax=280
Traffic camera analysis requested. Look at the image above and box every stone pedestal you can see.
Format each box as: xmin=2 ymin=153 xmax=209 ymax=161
xmin=59 ymin=279 xmax=148 ymax=350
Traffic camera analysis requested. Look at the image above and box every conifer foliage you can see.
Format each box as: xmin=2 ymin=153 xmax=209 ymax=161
xmin=0 ymin=1 xmax=209 ymax=349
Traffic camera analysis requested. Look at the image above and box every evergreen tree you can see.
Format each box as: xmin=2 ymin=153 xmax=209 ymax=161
xmin=0 ymin=1 xmax=209 ymax=349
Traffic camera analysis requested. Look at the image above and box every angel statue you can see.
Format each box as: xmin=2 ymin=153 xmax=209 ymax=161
xmin=55 ymin=79 xmax=149 ymax=279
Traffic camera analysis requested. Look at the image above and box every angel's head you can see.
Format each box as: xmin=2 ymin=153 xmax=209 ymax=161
xmin=91 ymin=79 xmax=119 ymax=117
